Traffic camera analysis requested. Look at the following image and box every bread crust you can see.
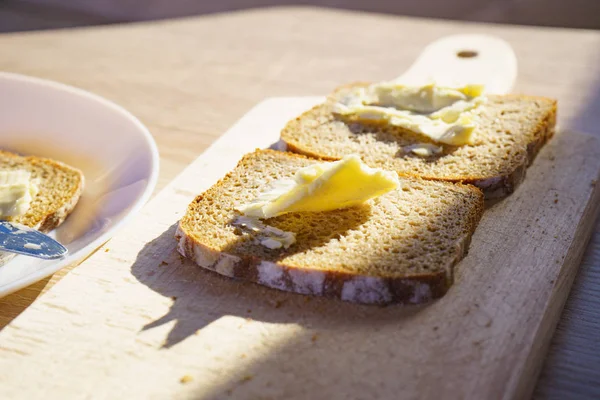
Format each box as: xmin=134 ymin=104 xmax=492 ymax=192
xmin=176 ymin=224 xmax=447 ymax=305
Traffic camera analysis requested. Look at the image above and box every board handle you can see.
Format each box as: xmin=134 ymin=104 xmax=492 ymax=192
xmin=395 ymin=34 xmax=517 ymax=94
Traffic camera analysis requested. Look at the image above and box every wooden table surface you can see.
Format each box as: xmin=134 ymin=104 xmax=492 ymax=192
xmin=0 ymin=6 xmax=599 ymax=398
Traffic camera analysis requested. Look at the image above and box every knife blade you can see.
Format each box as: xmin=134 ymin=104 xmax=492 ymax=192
xmin=0 ymin=220 xmax=68 ymax=260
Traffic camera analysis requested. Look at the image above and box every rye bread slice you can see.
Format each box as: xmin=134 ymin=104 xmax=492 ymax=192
xmin=281 ymin=83 xmax=557 ymax=198
xmin=176 ymin=149 xmax=483 ymax=305
xmin=0 ymin=150 xmax=84 ymax=264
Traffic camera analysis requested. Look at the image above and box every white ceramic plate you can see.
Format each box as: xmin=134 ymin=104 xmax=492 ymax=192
xmin=0 ymin=72 xmax=159 ymax=297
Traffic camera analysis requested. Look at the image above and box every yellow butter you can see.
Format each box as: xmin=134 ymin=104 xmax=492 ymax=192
xmin=369 ymin=82 xmax=484 ymax=113
xmin=333 ymin=82 xmax=485 ymax=146
xmin=0 ymin=170 xmax=39 ymax=218
xmin=237 ymin=155 xmax=399 ymax=219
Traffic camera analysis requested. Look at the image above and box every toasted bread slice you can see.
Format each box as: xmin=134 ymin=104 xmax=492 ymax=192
xmin=0 ymin=150 xmax=84 ymax=231
xmin=0 ymin=150 xmax=84 ymax=264
xmin=176 ymin=149 xmax=483 ymax=305
xmin=281 ymin=83 xmax=557 ymax=198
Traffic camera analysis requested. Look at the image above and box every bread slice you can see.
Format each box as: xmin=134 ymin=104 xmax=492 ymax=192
xmin=0 ymin=150 xmax=84 ymax=264
xmin=176 ymin=149 xmax=484 ymax=305
xmin=281 ymin=83 xmax=557 ymax=198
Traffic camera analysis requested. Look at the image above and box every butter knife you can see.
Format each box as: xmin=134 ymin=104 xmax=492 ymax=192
xmin=0 ymin=220 xmax=68 ymax=260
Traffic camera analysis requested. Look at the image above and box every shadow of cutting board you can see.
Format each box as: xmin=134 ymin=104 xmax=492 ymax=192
xmin=0 ymin=95 xmax=599 ymax=400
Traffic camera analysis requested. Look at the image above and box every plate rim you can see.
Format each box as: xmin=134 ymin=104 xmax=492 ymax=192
xmin=0 ymin=72 xmax=160 ymax=297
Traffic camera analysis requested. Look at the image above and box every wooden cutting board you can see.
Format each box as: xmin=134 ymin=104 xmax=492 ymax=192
xmin=0 ymin=93 xmax=599 ymax=399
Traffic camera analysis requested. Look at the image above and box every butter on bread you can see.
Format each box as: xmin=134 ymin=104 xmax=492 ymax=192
xmin=237 ymin=154 xmax=399 ymax=219
xmin=281 ymin=82 xmax=557 ymax=198
xmin=0 ymin=150 xmax=84 ymax=263
xmin=176 ymin=150 xmax=483 ymax=305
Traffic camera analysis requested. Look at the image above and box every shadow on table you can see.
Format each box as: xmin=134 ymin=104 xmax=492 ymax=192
xmin=129 ymin=220 xmax=439 ymax=398
xmin=0 ymin=275 xmax=51 ymax=330
xmin=129 ymin=177 xmax=482 ymax=397
xmin=129 ymin=222 xmax=427 ymax=349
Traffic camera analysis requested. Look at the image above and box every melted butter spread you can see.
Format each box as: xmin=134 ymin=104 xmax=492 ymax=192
xmin=404 ymin=143 xmax=443 ymax=157
xmin=333 ymin=82 xmax=486 ymax=145
xmin=237 ymin=154 xmax=399 ymax=219
xmin=0 ymin=170 xmax=39 ymax=218
xmin=231 ymin=216 xmax=296 ymax=250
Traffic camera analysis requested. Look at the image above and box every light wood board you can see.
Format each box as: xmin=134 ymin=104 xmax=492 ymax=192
xmin=1 ymin=96 xmax=599 ymax=399
xmin=1 ymin=8 xmax=600 ymax=398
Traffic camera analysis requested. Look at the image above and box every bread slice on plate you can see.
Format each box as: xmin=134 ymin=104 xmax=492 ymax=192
xmin=0 ymin=150 xmax=84 ymax=231
xmin=176 ymin=149 xmax=484 ymax=305
xmin=0 ymin=150 xmax=84 ymax=265
xmin=281 ymin=83 xmax=557 ymax=198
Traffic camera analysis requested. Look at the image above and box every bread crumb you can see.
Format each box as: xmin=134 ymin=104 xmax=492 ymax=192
xmin=240 ymin=375 xmax=253 ymax=383
xmin=160 ymin=261 xmax=169 ymax=266
xmin=178 ymin=254 xmax=186 ymax=263
xmin=104 ymin=248 xmax=109 ymax=252
xmin=240 ymin=353 xmax=247 ymax=359
xmin=554 ymin=199 xmax=558 ymax=204
xmin=485 ymin=320 xmax=492 ymax=328
xmin=171 ymin=296 xmax=178 ymax=301
xmin=180 ymin=375 xmax=193 ymax=384
xmin=246 ymin=309 xmax=252 ymax=314
xmin=311 ymin=334 xmax=318 ymax=342
xmin=592 ymin=179 xmax=597 ymax=187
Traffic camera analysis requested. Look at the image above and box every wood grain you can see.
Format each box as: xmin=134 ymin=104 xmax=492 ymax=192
xmin=0 ymin=7 xmax=599 ymax=398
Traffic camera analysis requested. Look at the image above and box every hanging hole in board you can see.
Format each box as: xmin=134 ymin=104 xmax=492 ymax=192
xmin=457 ymin=50 xmax=478 ymax=58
